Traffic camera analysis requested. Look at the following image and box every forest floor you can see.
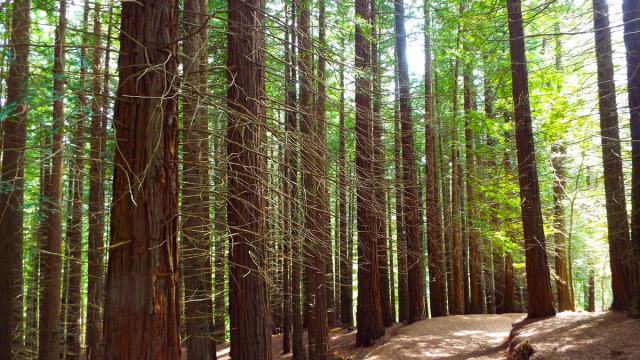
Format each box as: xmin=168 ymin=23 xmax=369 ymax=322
xmin=211 ymin=311 xmax=640 ymax=360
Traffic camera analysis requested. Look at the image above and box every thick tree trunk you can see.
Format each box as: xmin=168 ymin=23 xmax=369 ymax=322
xmin=424 ymin=0 xmax=447 ymax=318
xmin=39 ymin=2 xmax=66 ymax=358
xmin=102 ymin=1 xmax=181 ymax=358
xmin=0 ymin=0 xmax=30 ymax=356
xmin=226 ymin=0 xmax=271 ymax=358
xmin=355 ymin=0 xmax=385 ymax=346
xmin=395 ymin=0 xmax=425 ymax=324
xmin=506 ymin=0 xmax=556 ymax=318
xmin=596 ymin=0 xmax=640 ymax=311
xmin=182 ymin=0 xmax=216 ymax=357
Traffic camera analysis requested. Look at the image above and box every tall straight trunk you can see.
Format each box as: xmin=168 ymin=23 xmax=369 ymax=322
xmin=424 ymin=0 xmax=446 ymax=318
xmin=297 ymin=0 xmax=329 ymax=356
xmin=451 ymin=60 xmax=464 ymax=316
xmin=504 ymin=251 xmax=516 ymax=312
xmin=387 ymin=190 xmax=397 ymax=321
xmin=287 ymin=5 xmax=303 ymax=359
xmin=317 ymin=0 xmax=335 ymax=332
xmin=64 ymin=5 xmax=88 ymax=359
xmin=394 ymin=58 xmax=408 ymax=323
xmin=39 ymin=1 xmax=66 ymax=358
xmin=86 ymin=3 xmax=110 ymax=359
xmin=596 ymin=0 xmax=639 ymax=310
xmin=371 ymin=0 xmax=392 ymax=327
xmin=623 ymin=0 xmax=640 ymax=256
xmin=102 ymin=0 xmax=181 ymax=357
xmin=395 ymin=0 xmax=425 ymax=324
xmin=483 ymin=77 xmax=497 ymax=315
xmin=551 ymin=143 xmax=571 ymax=311
xmin=182 ymin=0 xmax=215 ymax=357
xmin=506 ymin=0 xmax=556 ymax=318
xmin=464 ymin=68 xmax=483 ymax=314
xmin=439 ymin=121 xmax=454 ymax=316
xmin=0 ymin=0 xmax=30 ymax=356
xmin=493 ymin=248 xmax=505 ymax=314
xmin=213 ymin=122 xmax=226 ymax=342
xmin=226 ymin=0 xmax=271 ymax=358
xmin=355 ymin=0 xmax=385 ymax=346
xmin=338 ymin=39 xmax=353 ymax=329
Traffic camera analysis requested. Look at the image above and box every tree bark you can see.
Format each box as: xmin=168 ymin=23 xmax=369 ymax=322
xmin=182 ymin=0 xmax=216 ymax=357
xmin=394 ymin=57 xmax=408 ymax=323
xmin=424 ymin=0 xmax=447 ymax=318
xmin=595 ymin=0 xmax=640 ymax=311
xmin=226 ymin=0 xmax=271 ymax=358
xmin=39 ymin=1 xmax=66 ymax=358
xmin=102 ymin=1 xmax=181 ymax=358
xmin=551 ymin=143 xmax=572 ymax=312
xmin=355 ymin=0 xmax=385 ymax=346
xmin=506 ymin=0 xmax=556 ymax=318
xmin=0 ymin=0 xmax=30 ymax=356
xmin=395 ymin=0 xmax=425 ymax=324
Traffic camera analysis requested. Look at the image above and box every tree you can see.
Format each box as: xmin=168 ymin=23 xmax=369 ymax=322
xmin=424 ymin=0 xmax=447 ymax=318
xmin=355 ymin=0 xmax=385 ymax=346
xmin=0 ymin=0 xmax=31 ymax=356
xmin=506 ymin=0 xmax=556 ymax=318
xmin=39 ymin=1 xmax=66 ymax=358
xmin=102 ymin=0 xmax=181 ymax=357
xmin=595 ymin=0 xmax=639 ymax=311
xmin=551 ymin=143 xmax=572 ymax=312
xmin=226 ymin=0 xmax=271 ymax=358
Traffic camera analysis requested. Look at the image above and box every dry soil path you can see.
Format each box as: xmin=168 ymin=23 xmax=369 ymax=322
xmin=363 ymin=313 xmax=525 ymax=360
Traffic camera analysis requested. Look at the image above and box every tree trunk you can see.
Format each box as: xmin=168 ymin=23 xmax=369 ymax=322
xmin=355 ymin=0 xmax=385 ymax=346
xmin=39 ymin=1 xmax=67 ymax=358
xmin=623 ymin=0 xmax=640 ymax=258
xmin=506 ymin=0 xmax=556 ymax=318
xmin=102 ymin=1 xmax=181 ymax=358
xmin=371 ymin=0 xmax=392 ymax=327
xmin=395 ymin=0 xmax=425 ymax=324
xmin=0 ymin=0 xmax=30 ymax=356
xmin=394 ymin=57 xmax=408 ymax=323
xmin=182 ymin=0 xmax=216 ymax=357
xmin=64 ymin=5 xmax=88 ymax=359
xmin=338 ymin=37 xmax=353 ymax=329
xmin=451 ymin=60 xmax=464 ymax=316
xmin=588 ymin=268 xmax=596 ymax=312
xmin=551 ymin=143 xmax=572 ymax=312
xmin=226 ymin=0 xmax=271 ymax=358
xmin=86 ymin=3 xmax=110 ymax=359
xmin=424 ymin=0 xmax=447 ymax=318
xmin=596 ymin=0 xmax=640 ymax=311
xmin=214 ymin=122 xmax=226 ymax=343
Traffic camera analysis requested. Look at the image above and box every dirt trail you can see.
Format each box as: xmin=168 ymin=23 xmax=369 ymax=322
xmin=363 ymin=313 xmax=525 ymax=360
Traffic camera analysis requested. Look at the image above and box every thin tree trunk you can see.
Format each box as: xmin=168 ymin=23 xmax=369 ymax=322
xmin=424 ymin=0 xmax=446 ymax=318
xmin=182 ymin=0 xmax=215 ymax=357
xmin=551 ymin=143 xmax=571 ymax=312
xmin=506 ymin=0 xmax=556 ymax=318
xmin=395 ymin=0 xmax=425 ymax=324
xmin=371 ymin=0 xmax=392 ymax=327
xmin=388 ymin=189 xmax=396 ymax=321
xmin=39 ymin=1 xmax=66 ymax=358
xmin=213 ymin=121 xmax=226 ymax=343
xmin=394 ymin=56 xmax=408 ymax=323
xmin=0 ymin=0 xmax=30 ymax=356
xmin=355 ymin=0 xmax=385 ymax=346
xmin=451 ymin=59 xmax=464 ymax=316
xmin=64 ymin=5 xmax=88 ymax=359
xmin=102 ymin=0 xmax=181 ymax=357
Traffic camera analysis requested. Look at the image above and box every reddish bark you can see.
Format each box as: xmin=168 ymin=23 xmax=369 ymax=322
xmin=103 ymin=1 xmax=181 ymax=358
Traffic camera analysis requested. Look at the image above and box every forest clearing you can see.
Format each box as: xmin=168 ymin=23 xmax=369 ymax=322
xmin=1 ymin=0 xmax=640 ymax=358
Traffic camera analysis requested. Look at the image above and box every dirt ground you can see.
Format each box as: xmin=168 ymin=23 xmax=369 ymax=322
xmin=210 ymin=311 xmax=640 ymax=360
xmin=508 ymin=311 xmax=640 ymax=360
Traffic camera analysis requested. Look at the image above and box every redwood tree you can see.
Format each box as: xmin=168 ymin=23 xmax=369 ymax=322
xmin=506 ymin=0 xmax=556 ymax=318
xmin=0 ymin=0 xmax=30 ymax=356
xmin=227 ymin=0 xmax=271 ymax=358
xmin=102 ymin=0 xmax=181 ymax=358
xmin=355 ymin=0 xmax=385 ymax=346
